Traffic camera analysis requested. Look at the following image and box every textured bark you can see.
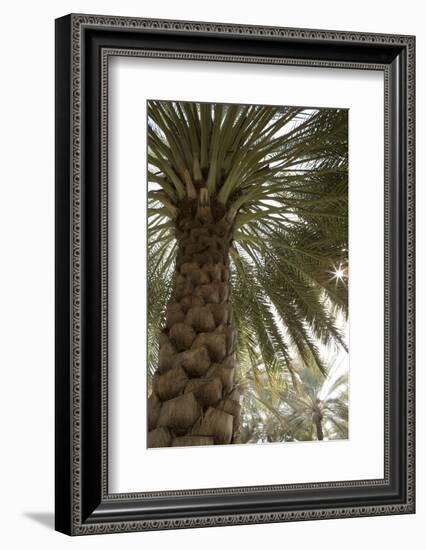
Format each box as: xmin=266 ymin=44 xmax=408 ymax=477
xmin=148 ymin=194 xmax=239 ymax=447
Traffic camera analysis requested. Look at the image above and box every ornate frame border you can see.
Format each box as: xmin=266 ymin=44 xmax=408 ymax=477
xmin=55 ymin=14 xmax=415 ymax=535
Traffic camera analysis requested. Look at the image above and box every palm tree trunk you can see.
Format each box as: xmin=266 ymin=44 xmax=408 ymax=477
xmin=148 ymin=193 xmax=240 ymax=447
xmin=314 ymin=413 xmax=324 ymax=441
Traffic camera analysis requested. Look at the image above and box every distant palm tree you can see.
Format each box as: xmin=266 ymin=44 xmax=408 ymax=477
xmin=278 ymin=364 xmax=348 ymax=442
xmin=147 ymin=100 xmax=348 ymax=447
xmin=237 ymin=354 xmax=348 ymax=443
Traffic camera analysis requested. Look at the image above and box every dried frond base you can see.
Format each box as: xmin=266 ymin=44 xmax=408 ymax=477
xmin=185 ymin=377 xmax=222 ymax=407
xmin=191 ymin=406 xmax=233 ymax=444
xmin=169 ymin=322 xmax=196 ymax=351
xmin=148 ymin=427 xmax=172 ymax=448
xmin=180 ymin=346 xmax=211 ymax=376
xmin=153 ymin=364 xmax=188 ymax=402
xmin=157 ymin=392 xmax=202 ymax=435
xmin=207 ymin=363 xmax=235 ymax=394
xmin=218 ymin=397 xmax=241 ymax=432
xmin=184 ymin=305 xmax=216 ymax=332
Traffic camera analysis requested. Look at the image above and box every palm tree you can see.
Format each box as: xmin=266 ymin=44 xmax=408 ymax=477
xmin=236 ymin=347 xmax=348 ymax=444
xmin=147 ymin=100 xmax=348 ymax=447
xmin=277 ymin=363 xmax=349 ymax=442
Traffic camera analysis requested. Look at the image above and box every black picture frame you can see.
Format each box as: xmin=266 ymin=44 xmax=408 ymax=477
xmin=55 ymin=13 xmax=415 ymax=535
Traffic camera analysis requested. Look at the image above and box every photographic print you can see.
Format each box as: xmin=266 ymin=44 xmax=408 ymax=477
xmin=55 ymin=16 xmax=415 ymax=533
xmin=147 ymin=100 xmax=349 ymax=448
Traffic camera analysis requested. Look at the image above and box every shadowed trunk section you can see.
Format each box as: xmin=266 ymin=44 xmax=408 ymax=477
xmin=148 ymin=192 xmax=240 ymax=447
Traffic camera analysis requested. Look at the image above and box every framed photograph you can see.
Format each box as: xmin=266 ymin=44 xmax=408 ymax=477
xmin=55 ymin=14 xmax=415 ymax=535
